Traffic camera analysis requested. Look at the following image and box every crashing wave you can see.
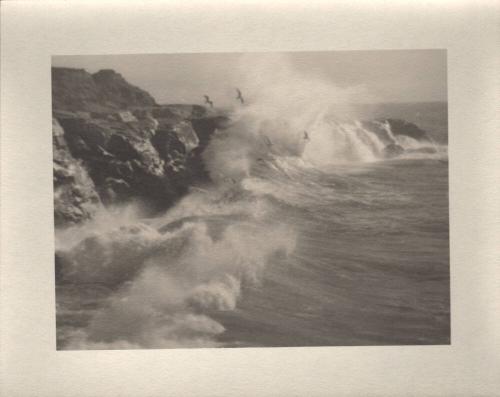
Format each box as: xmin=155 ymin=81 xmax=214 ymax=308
xmin=55 ymin=56 xmax=447 ymax=349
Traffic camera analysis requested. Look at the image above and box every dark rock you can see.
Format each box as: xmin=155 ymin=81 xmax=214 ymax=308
xmin=52 ymin=67 xmax=227 ymax=226
xmin=107 ymin=134 xmax=141 ymax=161
xmin=113 ymin=111 xmax=138 ymax=123
xmin=95 ymin=145 xmax=115 ymax=159
xmin=59 ymin=117 xmax=113 ymax=158
xmin=52 ymin=67 xmax=157 ymax=112
xmin=92 ymin=69 xmax=156 ymax=110
xmin=52 ymin=68 xmax=101 ymax=112
xmin=385 ymin=118 xmax=429 ymax=141
xmin=152 ymin=104 xmax=207 ymax=120
xmin=382 ymin=143 xmax=405 ymax=158
xmin=362 ymin=119 xmax=431 ymax=145
xmin=152 ymin=127 xmax=187 ymax=158
xmin=52 ymin=118 xmax=101 ymax=226
xmin=151 ymin=106 xmax=179 ymax=120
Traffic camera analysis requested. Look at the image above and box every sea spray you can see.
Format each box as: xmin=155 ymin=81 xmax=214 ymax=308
xmin=56 ymin=188 xmax=297 ymax=349
xmin=55 ymin=54 xmax=447 ymax=349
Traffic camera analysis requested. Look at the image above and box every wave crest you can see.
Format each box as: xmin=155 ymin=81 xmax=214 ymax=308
xmin=56 ymin=192 xmax=296 ymax=349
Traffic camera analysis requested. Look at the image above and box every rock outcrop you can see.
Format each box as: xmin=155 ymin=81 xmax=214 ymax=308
xmin=383 ymin=118 xmax=429 ymax=141
xmin=361 ymin=118 xmax=433 ymax=158
xmin=382 ymin=143 xmax=405 ymax=158
xmin=362 ymin=118 xmax=430 ymax=145
xmin=52 ymin=67 xmax=227 ymax=227
xmin=53 ymin=118 xmax=101 ymax=226
xmin=52 ymin=67 xmax=435 ymax=226
xmin=52 ymin=67 xmax=157 ymax=112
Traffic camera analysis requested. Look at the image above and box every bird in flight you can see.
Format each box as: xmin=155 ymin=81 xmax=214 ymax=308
xmin=236 ymin=88 xmax=244 ymax=104
xmin=203 ymin=95 xmax=214 ymax=108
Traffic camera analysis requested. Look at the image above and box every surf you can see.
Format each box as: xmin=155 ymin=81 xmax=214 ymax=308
xmin=55 ymin=54 xmax=448 ymax=349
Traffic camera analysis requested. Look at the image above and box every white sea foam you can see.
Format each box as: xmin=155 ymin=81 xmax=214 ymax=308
xmin=56 ymin=54 xmax=447 ymax=349
xmin=57 ymin=190 xmax=296 ymax=349
xmin=200 ymin=54 xmax=444 ymax=180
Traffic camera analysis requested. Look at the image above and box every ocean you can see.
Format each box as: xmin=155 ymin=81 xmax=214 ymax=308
xmin=55 ymin=101 xmax=449 ymax=349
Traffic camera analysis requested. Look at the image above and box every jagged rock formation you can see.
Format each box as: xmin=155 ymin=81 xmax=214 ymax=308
xmin=52 ymin=67 xmax=434 ymax=226
xmin=362 ymin=118 xmax=429 ymax=145
xmin=382 ymin=118 xmax=429 ymax=141
xmin=53 ymin=118 xmax=101 ymax=225
xmin=52 ymin=67 xmax=228 ymax=227
xmin=361 ymin=118 xmax=433 ymax=158
xmin=52 ymin=68 xmax=157 ymax=112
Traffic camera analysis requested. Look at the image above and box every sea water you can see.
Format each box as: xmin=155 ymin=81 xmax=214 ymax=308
xmin=55 ymin=102 xmax=449 ymax=349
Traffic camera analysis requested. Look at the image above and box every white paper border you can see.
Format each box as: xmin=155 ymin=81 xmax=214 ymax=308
xmin=1 ymin=1 xmax=499 ymax=396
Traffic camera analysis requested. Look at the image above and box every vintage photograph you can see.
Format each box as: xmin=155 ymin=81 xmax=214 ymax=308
xmin=53 ymin=50 xmax=449 ymax=349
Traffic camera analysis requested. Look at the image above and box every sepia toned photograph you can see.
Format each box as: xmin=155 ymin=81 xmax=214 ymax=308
xmin=52 ymin=50 xmax=449 ymax=350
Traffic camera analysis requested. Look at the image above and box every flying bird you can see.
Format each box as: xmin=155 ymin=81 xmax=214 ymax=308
xmin=203 ymin=95 xmax=214 ymax=108
xmin=236 ymin=88 xmax=244 ymax=104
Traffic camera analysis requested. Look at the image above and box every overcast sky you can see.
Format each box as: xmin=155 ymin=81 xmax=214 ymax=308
xmin=53 ymin=50 xmax=447 ymax=106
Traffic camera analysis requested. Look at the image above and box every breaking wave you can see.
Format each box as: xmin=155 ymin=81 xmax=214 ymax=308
xmin=56 ymin=188 xmax=296 ymax=349
xmin=55 ymin=54 xmax=447 ymax=349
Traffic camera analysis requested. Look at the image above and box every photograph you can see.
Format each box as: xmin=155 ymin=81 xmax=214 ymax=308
xmin=52 ymin=50 xmax=449 ymax=350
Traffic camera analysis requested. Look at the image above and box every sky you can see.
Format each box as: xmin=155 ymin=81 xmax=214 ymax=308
xmin=53 ymin=50 xmax=447 ymax=107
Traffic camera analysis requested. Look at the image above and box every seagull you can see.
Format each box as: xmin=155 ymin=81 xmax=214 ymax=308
xmin=236 ymin=88 xmax=244 ymax=104
xmin=203 ymin=95 xmax=214 ymax=108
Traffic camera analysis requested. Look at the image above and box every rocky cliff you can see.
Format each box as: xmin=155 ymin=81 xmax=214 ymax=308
xmin=52 ymin=67 xmax=435 ymax=226
xmin=52 ymin=67 xmax=228 ymax=227
xmin=52 ymin=67 xmax=157 ymax=112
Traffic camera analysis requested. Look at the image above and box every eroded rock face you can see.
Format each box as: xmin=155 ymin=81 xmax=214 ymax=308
xmin=55 ymin=111 xmax=181 ymax=214
xmin=52 ymin=118 xmax=101 ymax=226
xmin=51 ymin=67 xmax=233 ymax=226
xmin=52 ymin=67 xmax=157 ymax=112
xmin=52 ymin=67 xmax=229 ymax=226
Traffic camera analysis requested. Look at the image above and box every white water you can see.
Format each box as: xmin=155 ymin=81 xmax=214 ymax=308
xmin=56 ymin=55 xmax=447 ymax=349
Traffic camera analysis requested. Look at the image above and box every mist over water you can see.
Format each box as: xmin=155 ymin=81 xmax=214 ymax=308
xmin=56 ymin=55 xmax=449 ymax=349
